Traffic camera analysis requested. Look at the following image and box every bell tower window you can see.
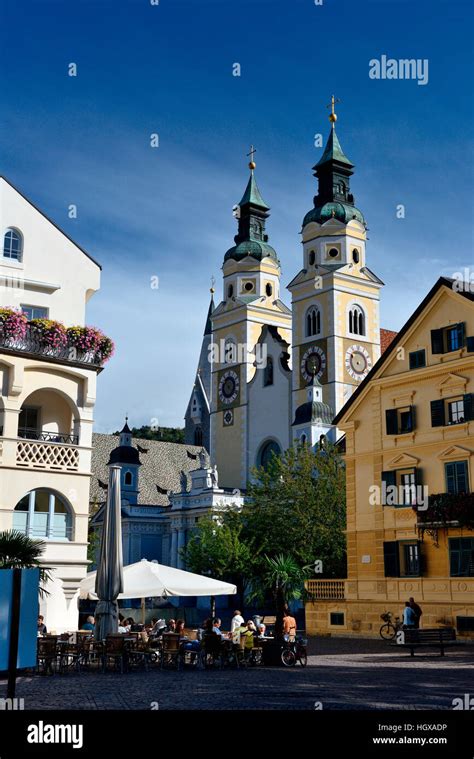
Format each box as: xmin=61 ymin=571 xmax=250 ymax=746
xmin=124 ymin=471 xmax=133 ymax=486
xmin=306 ymin=306 xmax=321 ymax=337
xmin=349 ymin=305 xmax=365 ymax=336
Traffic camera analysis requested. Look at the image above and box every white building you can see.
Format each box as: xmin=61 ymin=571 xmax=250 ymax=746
xmin=0 ymin=175 xmax=107 ymax=632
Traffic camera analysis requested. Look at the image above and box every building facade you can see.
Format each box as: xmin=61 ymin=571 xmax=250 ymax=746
xmin=0 ymin=175 xmax=108 ymax=632
xmin=306 ymin=278 xmax=474 ymax=636
xmin=187 ymin=106 xmax=388 ymax=490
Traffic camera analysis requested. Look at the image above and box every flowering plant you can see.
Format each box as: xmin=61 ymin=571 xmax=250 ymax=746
xmin=67 ymin=326 xmax=115 ymax=363
xmin=0 ymin=307 xmax=28 ymax=339
xmin=30 ymin=319 xmax=68 ymax=349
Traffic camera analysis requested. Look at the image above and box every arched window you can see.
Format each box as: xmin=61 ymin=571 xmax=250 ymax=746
xmin=194 ymin=426 xmax=203 ymax=446
xmin=227 ymin=284 xmax=234 ymax=298
xmin=224 ymin=339 xmax=236 ymax=364
xmin=3 ymin=229 xmax=23 ymax=261
xmin=349 ymin=305 xmax=365 ymax=336
xmin=263 ymin=356 xmax=273 ymax=387
xmin=308 ymin=250 xmax=316 ymax=266
xmin=265 ymin=283 xmax=273 ymax=297
xmin=13 ymin=489 xmax=72 ymax=540
xmin=257 ymin=440 xmax=281 ymax=470
xmin=306 ymin=306 xmax=321 ymax=337
xmin=300 ymin=433 xmax=307 ymax=444
xmin=124 ymin=471 xmax=133 ymax=486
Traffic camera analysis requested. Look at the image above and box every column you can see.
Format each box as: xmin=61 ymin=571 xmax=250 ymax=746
xmin=177 ymin=528 xmax=186 ymax=569
xmin=170 ymin=528 xmax=178 ymax=568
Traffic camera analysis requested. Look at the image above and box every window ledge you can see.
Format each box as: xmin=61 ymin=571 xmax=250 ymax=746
xmin=0 ymin=259 xmax=24 ymax=270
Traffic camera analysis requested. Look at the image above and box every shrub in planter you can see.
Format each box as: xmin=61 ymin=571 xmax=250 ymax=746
xmin=0 ymin=308 xmax=28 ymax=340
xmin=30 ymin=319 xmax=68 ymax=349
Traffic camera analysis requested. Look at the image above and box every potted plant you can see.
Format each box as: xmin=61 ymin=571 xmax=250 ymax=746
xmin=0 ymin=308 xmax=28 ymax=342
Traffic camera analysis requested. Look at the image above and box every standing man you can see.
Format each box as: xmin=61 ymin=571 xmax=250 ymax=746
xmin=230 ymin=610 xmax=244 ymax=633
xmin=409 ymin=597 xmax=423 ymax=628
xmin=402 ymin=602 xmax=416 ymax=629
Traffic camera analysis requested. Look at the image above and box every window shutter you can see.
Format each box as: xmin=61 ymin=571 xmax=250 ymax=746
xmin=430 ymin=399 xmax=445 ymax=427
xmin=385 ymin=409 xmax=398 ymax=435
xmin=463 ymin=393 xmax=474 ymax=422
xmin=431 ymin=328 xmax=444 ymax=354
xmin=381 ymin=470 xmax=396 ymax=505
xmin=467 ymin=336 xmax=474 ymax=353
xmin=415 ymin=468 xmax=423 ymax=485
xmin=383 ymin=541 xmax=400 ymax=577
xmin=407 ymin=405 xmax=416 ymax=431
xmin=456 ymin=322 xmax=465 ymax=348
xmin=445 ymin=462 xmax=456 ymax=494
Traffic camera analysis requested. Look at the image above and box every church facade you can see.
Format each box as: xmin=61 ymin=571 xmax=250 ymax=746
xmin=186 ymin=106 xmax=390 ymax=490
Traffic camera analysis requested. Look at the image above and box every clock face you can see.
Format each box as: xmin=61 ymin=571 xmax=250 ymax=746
xmin=345 ymin=344 xmax=372 ymax=381
xmin=218 ymin=370 xmax=240 ymax=405
xmin=301 ymin=346 xmax=326 ymax=382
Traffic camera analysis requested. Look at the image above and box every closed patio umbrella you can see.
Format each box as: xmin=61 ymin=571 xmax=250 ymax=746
xmin=81 ymin=558 xmax=236 ymax=601
xmin=94 ymin=464 xmax=124 ymax=640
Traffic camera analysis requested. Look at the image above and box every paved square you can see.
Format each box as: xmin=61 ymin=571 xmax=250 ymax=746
xmin=2 ymin=638 xmax=472 ymax=711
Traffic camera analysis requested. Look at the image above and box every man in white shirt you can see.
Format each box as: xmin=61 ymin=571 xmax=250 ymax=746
xmin=230 ymin=610 xmax=244 ymax=632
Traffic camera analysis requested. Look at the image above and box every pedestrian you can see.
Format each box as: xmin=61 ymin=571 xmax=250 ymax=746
xmin=230 ymin=609 xmax=244 ymax=632
xmin=409 ymin=597 xmax=422 ymax=629
xmin=37 ymin=615 xmax=47 ymax=635
xmin=402 ymin=602 xmax=416 ymax=628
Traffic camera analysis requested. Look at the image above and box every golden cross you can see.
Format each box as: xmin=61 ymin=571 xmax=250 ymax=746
xmin=326 ymin=95 xmax=340 ymax=127
xmin=210 ymin=275 xmax=216 ymax=293
xmin=247 ymin=144 xmax=257 ymax=169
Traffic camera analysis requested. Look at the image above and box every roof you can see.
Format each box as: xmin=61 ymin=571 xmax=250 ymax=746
xmin=380 ymin=328 xmax=398 ymax=354
xmin=303 ymin=201 xmax=365 ymax=228
xmin=292 ymin=400 xmax=334 ymax=426
xmin=108 ymin=445 xmax=141 ymax=466
xmin=90 ymin=433 xmax=203 ymax=506
xmin=314 ymin=127 xmax=353 ymax=169
xmin=333 ymin=277 xmax=474 ymax=426
xmin=204 ymin=295 xmax=214 ymax=336
xmin=0 ymin=175 xmax=102 ymax=270
xmin=238 ymin=173 xmax=269 ymax=209
xmin=224 ymin=239 xmax=279 ymax=263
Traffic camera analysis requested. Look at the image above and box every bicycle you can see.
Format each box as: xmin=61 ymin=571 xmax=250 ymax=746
xmin=379 ymin=612 xmax=402 ymax=640
xmin=281 ymin=636 xmax=308 ymax=667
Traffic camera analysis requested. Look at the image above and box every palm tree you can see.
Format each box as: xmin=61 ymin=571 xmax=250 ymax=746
xmin=0 ymin=530 xmax=51 ymax=594
xmin=249 ymin=553 xmax=308 ymax=639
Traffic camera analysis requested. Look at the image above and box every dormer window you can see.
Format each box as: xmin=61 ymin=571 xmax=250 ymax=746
xmin=3 ymin=228 xmax=23 ymax=262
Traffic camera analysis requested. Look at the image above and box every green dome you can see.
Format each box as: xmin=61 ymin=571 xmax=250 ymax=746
xmin=303 ymin=201 xmax=365 ymax=228
xmin=224 ymin=239 xmax=279 ymax=263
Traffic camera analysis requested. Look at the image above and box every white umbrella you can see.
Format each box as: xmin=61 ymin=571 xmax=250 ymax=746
xmin=80 ymin=559 xmax=237 ymax=600
xmin=93 ymin=465 xmax=124 ymax=640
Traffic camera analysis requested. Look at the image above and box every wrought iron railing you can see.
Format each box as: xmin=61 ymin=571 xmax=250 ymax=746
xmin=415 ymin=492 xmax=474 ymax=529
xmin=0 ymin=323 xmax=104 ymax=368
xmin=18 ymin=427 xmax=79 ymax=445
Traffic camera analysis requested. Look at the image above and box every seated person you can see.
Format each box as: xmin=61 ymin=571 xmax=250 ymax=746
xmin=211 ymin=617 xmax=224 ymax=637
xmin=81 ymin=616 xmax=95 ymax=631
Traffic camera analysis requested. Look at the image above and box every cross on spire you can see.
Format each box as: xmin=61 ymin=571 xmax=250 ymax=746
xmin=247 ymin=144 xmax=257 ymax=171
xmin=326 ymin=95 xmax=341 ymax=128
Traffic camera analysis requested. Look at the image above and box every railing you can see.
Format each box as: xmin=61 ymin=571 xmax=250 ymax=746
xmin=0 ymin=323 xmax=104 ymax=368
xmin=18 ymin=427 xmax=79 ymax=445
xmin=306 ymin=580 xmax=346 ymax=599
xmin=415 ymin=492 xmax=474 ymax=529
xmin=16 ymin=440 xmax=79 ymax=471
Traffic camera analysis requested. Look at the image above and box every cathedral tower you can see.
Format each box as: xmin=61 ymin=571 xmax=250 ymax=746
xmin=210 ymin=151 xmax=292 ymax=489
xmin=288 ymin=98 xmax=383 ymax=425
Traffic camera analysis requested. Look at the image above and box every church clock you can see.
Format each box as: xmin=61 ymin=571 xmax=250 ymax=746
xmin=218 ymin=370 xmax=240 ymax=405
xmin=345 ymin=344 xmax=372 ymax=381
xmin=301 ymin=345 xmax=326 ymax=382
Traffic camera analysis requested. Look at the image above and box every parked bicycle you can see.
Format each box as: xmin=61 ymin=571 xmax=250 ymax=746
xmin=379 ymin=612 xmax=403 ymax=640
xmin=281 ymin=635 xmax=308 ymax=667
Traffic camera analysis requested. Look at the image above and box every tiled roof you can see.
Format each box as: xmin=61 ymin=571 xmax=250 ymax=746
xmin=90 ymin=433 xmax=203 ymax=507
xmin=380 ymin=328 xmax=398 ymax=354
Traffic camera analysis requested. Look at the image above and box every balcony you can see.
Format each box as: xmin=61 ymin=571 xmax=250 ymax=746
xmin=16 ymin=439 xmax=79 ymax=471
xmin=0 ymin=321 xmax=111 ymax=370
xmin=415 ymin=492 xmax=474 ymax=530
xmin=306 ymin=579 xmax=346 ymax=599
xmin=18 ymin=427 xmax=79 ymax=445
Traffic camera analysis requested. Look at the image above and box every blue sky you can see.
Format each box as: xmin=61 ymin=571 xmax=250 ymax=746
xmin=1 ymin=0 xmax=473 ymax=432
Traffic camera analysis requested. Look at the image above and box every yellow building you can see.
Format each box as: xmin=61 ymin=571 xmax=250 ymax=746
xmin=306 ymin=277 xmax=474 ymax=637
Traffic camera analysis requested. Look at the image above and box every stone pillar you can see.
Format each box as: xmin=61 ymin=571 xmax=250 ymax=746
xmin=170 ymin=528 xmax=178 ymax=568
xmin=177 ymin=528 xmax=186 ymax=569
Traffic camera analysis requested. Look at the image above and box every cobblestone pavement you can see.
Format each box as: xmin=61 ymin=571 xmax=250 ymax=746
xmin=2 ymin=638 xmax=473 ymax=711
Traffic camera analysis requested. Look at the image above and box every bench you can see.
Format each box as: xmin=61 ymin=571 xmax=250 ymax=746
xmin=391 ymin=627 xmax=459 ymax=657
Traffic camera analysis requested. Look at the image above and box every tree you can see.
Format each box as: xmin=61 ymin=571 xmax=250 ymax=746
xmin=0 ymin=530 xmax=51 ymax=594
xmin=248 ymin=554 xmax=308 ymax=639
xmin=244 ymin=440 xmax=346 ymax=578
xmin=112 ymin=425 xmax=185 ymax=443
xmin=180 ymin=510 xmax=256 ymax=602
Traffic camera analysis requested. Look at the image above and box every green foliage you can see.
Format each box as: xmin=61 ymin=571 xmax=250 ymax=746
xmin=244 ymin=441 xmax=346 ymax=578
xmin=247 ymin=553 xmax=308 ymax=638
xmin=0 ymin=530 xmax=51 ymax=594
xmin=113 ymin=425 xmax=185 ymax=443
xmin=181 ymin=510 xmax=255 ymax=595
